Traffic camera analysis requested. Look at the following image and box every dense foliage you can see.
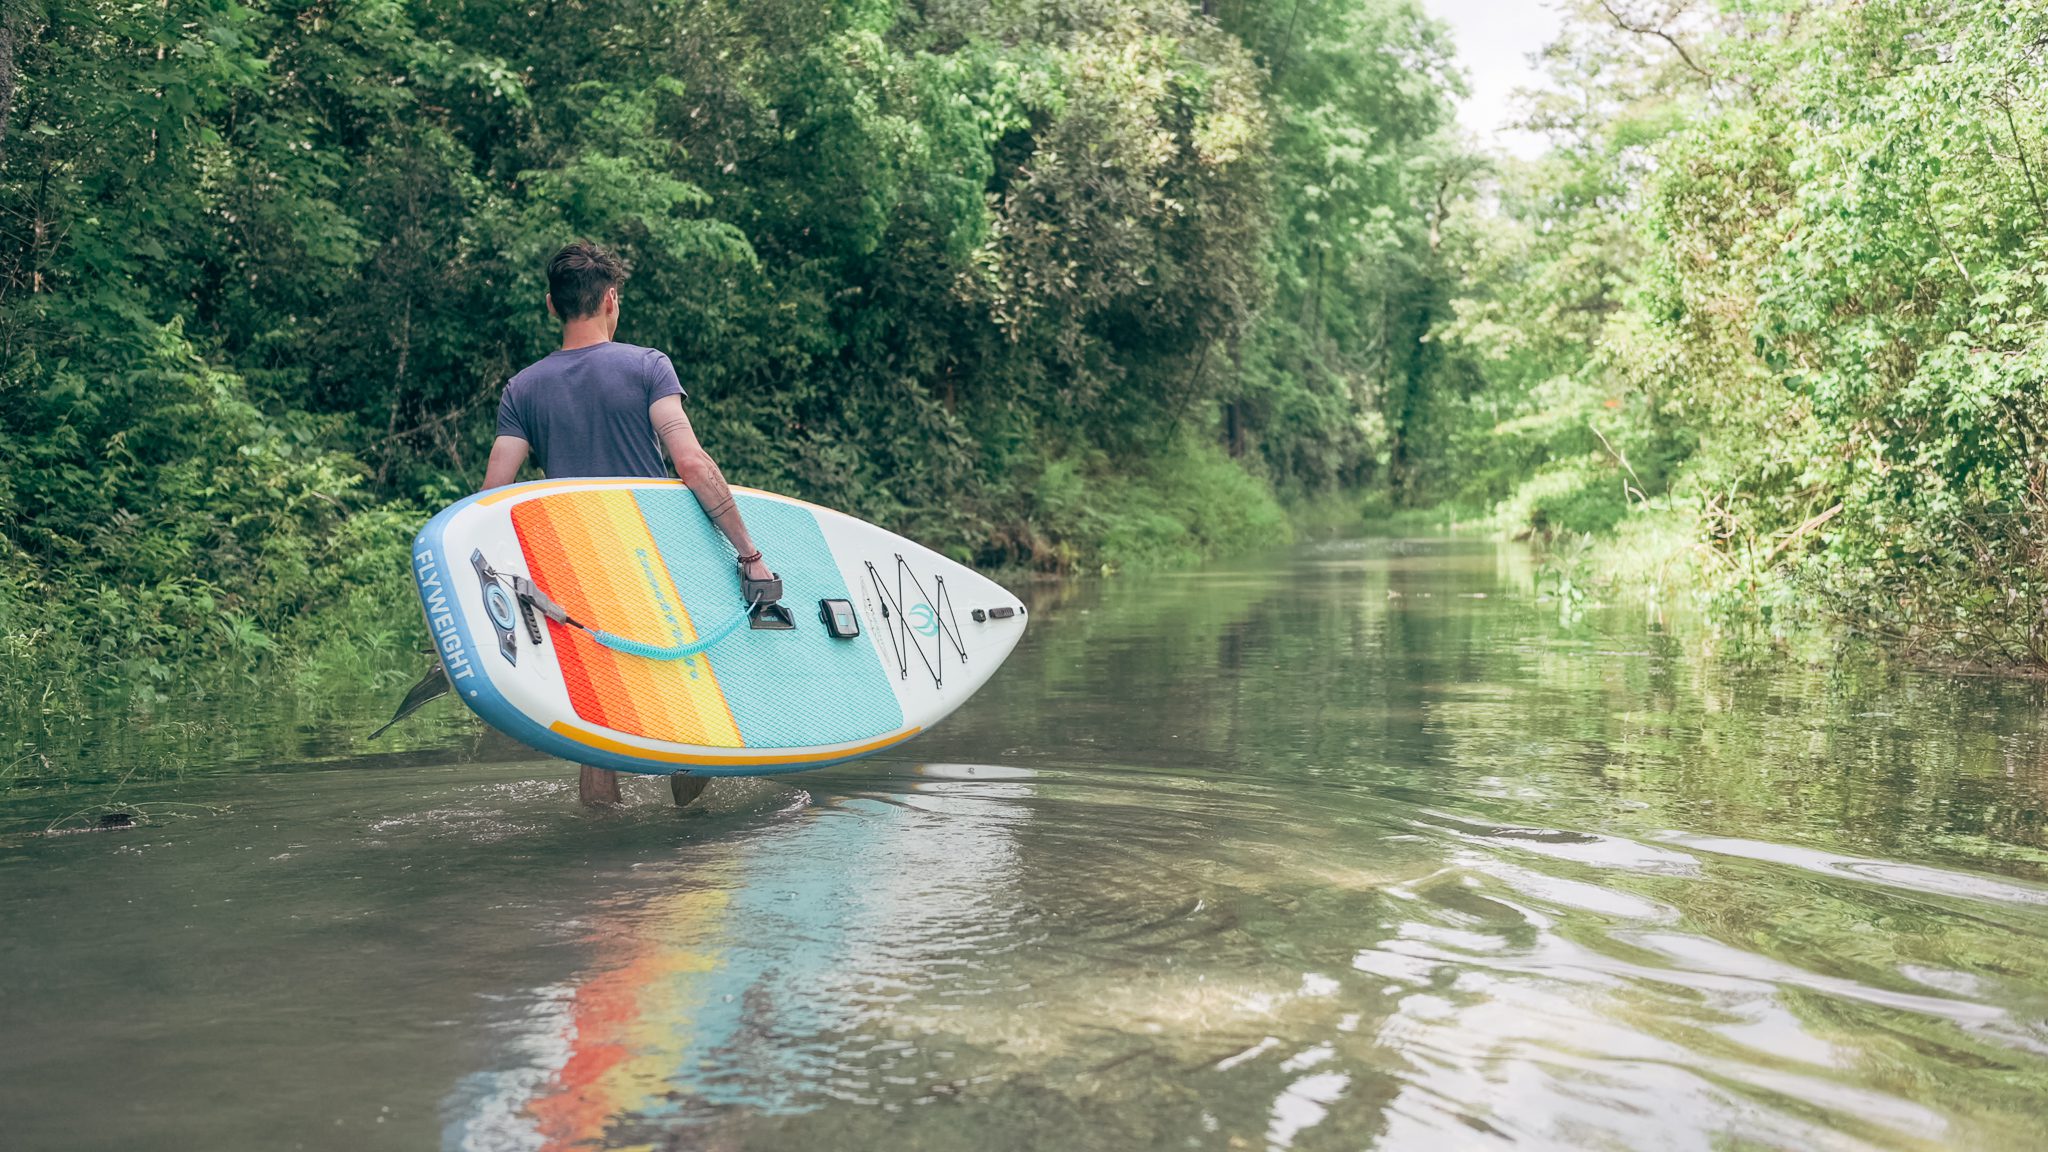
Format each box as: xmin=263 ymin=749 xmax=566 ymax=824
xmin=15 ymin=0 xmax=2039 ymax=685
xmin=0 ymin=0 xmax=1456 ymax=682
xmin=1437 ymin=1 xmax=2048 ymax=667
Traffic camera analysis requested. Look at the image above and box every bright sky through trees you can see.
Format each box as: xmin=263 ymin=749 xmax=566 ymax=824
xmin=1419 ymin=0 xmax=1562 ymax=157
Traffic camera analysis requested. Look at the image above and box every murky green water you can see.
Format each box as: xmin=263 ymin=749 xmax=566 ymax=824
xmin=7 ymin=538 xmax=2048 ymax=1151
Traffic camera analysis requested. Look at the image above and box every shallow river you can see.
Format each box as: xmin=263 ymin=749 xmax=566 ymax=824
xmin=7 ymin=538 xmax=2048 ymax=1151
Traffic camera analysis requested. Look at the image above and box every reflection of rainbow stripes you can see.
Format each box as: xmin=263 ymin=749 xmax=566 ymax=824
xmin=440 ymin=784 xmax=1032 ymax=1148
xmin=523 ymin=886 xmax=733 ymax=1150
xmin=511 ymin=490 xmax=745 ymax=748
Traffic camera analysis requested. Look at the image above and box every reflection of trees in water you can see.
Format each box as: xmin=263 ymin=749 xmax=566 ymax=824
xmin=990 ymin=541 xmax=2048 ymax=1146
xmin=446 ymin=540 xmax=2048 ymax=1150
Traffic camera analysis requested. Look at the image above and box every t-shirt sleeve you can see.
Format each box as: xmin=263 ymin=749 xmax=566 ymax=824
xmin=495 ymin=381 xmax=529 ymax=441
xmin=646 ymin=351 xmax=686 ymax=404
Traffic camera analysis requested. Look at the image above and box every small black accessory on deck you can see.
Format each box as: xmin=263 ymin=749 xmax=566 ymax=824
xmin=819 ymin=598 xmax=861 ymax=639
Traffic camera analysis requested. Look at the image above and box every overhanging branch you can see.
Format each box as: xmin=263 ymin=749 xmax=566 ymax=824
xmin=1597 ymin=0 xmax=1716 ymax=82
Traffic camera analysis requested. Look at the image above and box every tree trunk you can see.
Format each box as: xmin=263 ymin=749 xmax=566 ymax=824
xmin=0 ymin=12 xmax=17 ymax=156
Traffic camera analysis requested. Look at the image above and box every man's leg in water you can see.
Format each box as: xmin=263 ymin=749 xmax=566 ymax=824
xmin=670 ymin=773 xmax=708 ymax=807
xmin=579 ymin=765 xmax=623 ymax=806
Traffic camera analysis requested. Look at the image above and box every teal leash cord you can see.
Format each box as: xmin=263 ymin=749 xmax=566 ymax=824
xmin=510 ymin=560 xmax=762 ymax=663
xmin=582 ymin=596 xmax=755 ymax=662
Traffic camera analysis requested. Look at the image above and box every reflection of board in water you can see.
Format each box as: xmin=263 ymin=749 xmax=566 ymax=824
xmin=439 ymin=766 xmax=1034 ymax=1150
xmin=399 ymin=480 xmax=1028 ymax=776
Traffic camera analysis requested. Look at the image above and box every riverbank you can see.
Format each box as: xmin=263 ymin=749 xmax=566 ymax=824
xmin=6 ymin=0 xmax=1464 ymax=718
xmin=1476 ymin=492 xmax=1917 ymax=672
xmin=3 ymin=440 xmax=1304 ymax=708
xmin=1355 ymin=484 xmax=1843 ymax=667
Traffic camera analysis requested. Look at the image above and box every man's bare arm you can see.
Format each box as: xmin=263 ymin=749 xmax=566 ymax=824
xmin=650 ymin=394 xmax=772 ymax=580
xmin=482 ymin=436 xmax=531 ymax=490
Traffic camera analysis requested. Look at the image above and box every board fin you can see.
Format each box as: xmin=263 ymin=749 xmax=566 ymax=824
xmin=369 ymin=662 xmax=452 ymax=739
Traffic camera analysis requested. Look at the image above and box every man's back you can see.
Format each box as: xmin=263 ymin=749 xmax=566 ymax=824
xmin=482 ymin=240 xmax=776 ymax=808
xmin=496 ymin=341 xmax=684 ymax=479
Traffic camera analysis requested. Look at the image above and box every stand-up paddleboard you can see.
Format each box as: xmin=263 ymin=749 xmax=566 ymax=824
xmin=404 ymin=479 xmax=1026 ymax=775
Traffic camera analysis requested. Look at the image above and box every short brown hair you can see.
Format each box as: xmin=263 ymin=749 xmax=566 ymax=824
xmin=546 ymin=242 xmax=627 ymax=321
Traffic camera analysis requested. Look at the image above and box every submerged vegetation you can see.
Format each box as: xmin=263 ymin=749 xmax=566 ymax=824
xmin=3 ymin=0 xmax=2046 ymax=687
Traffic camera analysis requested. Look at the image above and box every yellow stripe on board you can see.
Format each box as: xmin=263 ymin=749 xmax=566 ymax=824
xmin=552 ymin=721 xmax=923 ymax=767
xmin=562 ymin=490 xmax=742 ymax=747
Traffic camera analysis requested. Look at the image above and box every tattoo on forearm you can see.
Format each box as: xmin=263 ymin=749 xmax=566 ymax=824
xmin=689 ymin=465 xmax=749 ymax=550
xmin=692 ymin=469 xmax=734 ymax=517
xmin=663 ymin=408 xmax=756 ymax=554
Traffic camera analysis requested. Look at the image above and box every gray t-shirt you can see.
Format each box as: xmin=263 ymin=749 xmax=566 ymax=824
xmin=495 ymin=341 xmax=686 ymax=479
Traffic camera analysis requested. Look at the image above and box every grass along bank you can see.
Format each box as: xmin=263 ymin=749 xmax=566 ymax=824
xmin=3 ymin=436 xmax=1300 ymax=710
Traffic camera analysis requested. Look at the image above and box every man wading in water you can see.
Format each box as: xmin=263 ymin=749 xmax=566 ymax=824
xmin=480 ymin=241 xmax=774 ymax=808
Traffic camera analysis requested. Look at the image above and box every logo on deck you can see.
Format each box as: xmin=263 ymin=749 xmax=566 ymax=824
xmin=908 ymin=603 xmax=939 ymax=637
xmin=414 ymin=547 xmax=475 ymax=682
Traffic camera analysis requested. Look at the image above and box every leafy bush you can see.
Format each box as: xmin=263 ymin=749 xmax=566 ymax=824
xmin=1003 ymin=440 xmax=1291 ymax=573
xmin=0 ymin=0 xmax=1457 ymax=694
xmin=1497 ymin=456 xmax=1632 ymax=540
xmin=1433 ymin=0 xmax=2048 ymax=669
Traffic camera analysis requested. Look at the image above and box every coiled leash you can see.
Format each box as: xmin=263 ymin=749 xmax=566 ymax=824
xmin=513 ymin=575 xmax=763 ymax=661
xmin=509 ymin=551 xmax=791 ymax=662
xmin=373 ymin=552 xmax=780 ymax=739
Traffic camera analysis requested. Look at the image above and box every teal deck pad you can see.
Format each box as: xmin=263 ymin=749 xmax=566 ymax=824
xmin=631 ymin=490 xmax=905 ymax=748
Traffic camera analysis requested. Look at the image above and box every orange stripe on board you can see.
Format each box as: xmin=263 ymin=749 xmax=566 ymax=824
xmin=514 ymin=500 xmax=641 ymax=734
xmin=508 ymin=501 xmax=600 ymax=724
xmin=551 ymin=722 xmax=923 ymax=767
xmin=517 ymin=496 xmax=650 ymax=735
xmin=574 ymin=491 xmax=725 ymax=743
xmin=551 ymin=497 xmax=656 ymax=736
xmin=511 ymin=489 xmax=743 ymax=747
